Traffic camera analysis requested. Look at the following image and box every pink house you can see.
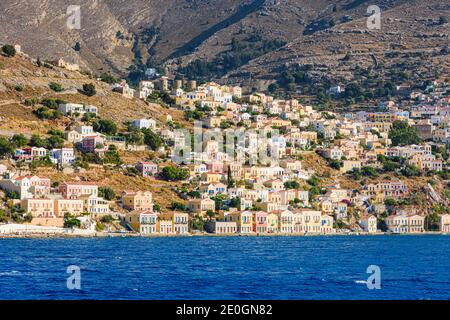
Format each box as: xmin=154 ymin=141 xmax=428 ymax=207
xmin=207 ymin=161 xmax=225 ymax=173
xmin=59 ymin=182 xmax=98 ymax=199
xmin=253 ymin=211 xmax=268 ymax=233
xmin=82 ymin=135 xmax=105 ymax=153
xmin=136 ymin=162 xmax=158 ymax=177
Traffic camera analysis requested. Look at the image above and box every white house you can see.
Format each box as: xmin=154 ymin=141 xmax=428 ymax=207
xmin=359 ymin=215 xmax=377 ymax=233
xmin=58 ymin=104 xmax=97 ymax=116
xmin=50 ymin=148 xmax=76 ymax=167
xmin=75 ymin=125 xmax=94 ymax=136
xmin=132 ymin=119 xmax=156 ymax=130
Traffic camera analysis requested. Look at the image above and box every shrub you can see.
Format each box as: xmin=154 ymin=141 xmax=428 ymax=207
xmin=63 ymin=213 xmax=81 ymax=229
xmin=24 ymin=98 xmax=39 ymax=106
xmin=49 ymin=82 xmax=63 ymax=92
xmin=82 ymin=83 xmax=96 ymax=96
xmin=2 ymin=45 xmax=16 ymax=57
xmin=361 ymin=166 xmax=379 ymax=177
xmin=438 ymin=16 xmax=448 ymax=25
xmin=171 ymin=202 xmax=186 ymax=211
xmin=100 ymin=215 xmax=114 ymax=223
xmin=161 ymin=166 xmax=189 ymax=181
xmin=99 ymin=187 xmax=116 ymax=201
xmin=284 ymin=181 xmax=300 ymax=189
xmin=41 ymin=98 xmax=58 ymax=109
xmin=5 ymin=190 xmax=20 ymax=200
xmin=103 ymin=146 xmax=122 ymax=165
xmin=100 ymin=73 xmax=119 ymax=84
xmin=33 ymin=107 xmax=63 ymax=120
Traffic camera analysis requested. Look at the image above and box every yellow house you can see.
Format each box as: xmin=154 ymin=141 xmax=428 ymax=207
xmin=202 ymin=173 xmax=223 ymax=184
xmin=340 ymin=160 xmax=362 ymax=173
xmin=264 ymin=179 xmax=285 ymax=192
xmin=267 ymin=213 xmax=279 ymax=233
xmin=272 ymin=210 xmax=294 ymax=233
xmin=122 ymin=191 xmax=153 ymax=212
xmin=55 ymin=198 xmax=84 ymax=217
xmin=21 ymin=198 xmax=55 ymax=218
xmin=205 ymin=116 xmax=223 ymax=128
xmin=125 ymin=210 xmax=158 ymax=234
xmin=269 ymin=119 xmax=291 ymax=127
xmin=268 ymin=192 xmax=282 ymax=204
xmin=254 ymin=201 xmax=279 ymax=212
xmin=159 ymin=212 xmax=189 ymax=234
xmin=187 ymin=198 xmax=216 ymax=214
xmin=227 ymin=162 xmax=243 ymax=180
xmin=21 ymin=198 xmax=63 ymax=227
xmin=299 ymin=209 xmax=322 ymax=233
xmin=321 ymin=199 xmax=333 ymax=214
xmin=225 ymin=211 xmax=253 ymax=234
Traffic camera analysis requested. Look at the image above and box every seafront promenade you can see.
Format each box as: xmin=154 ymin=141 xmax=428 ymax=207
xmin=0 ymin=224 xmax=446 ymax=239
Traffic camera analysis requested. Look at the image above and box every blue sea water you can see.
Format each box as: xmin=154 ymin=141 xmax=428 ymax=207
xmin=0 ymin=235 xmax=449 ymax=300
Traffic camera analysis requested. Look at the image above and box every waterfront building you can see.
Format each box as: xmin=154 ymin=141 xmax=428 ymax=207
xmin=122 ymin=191 xmax=153 ymax=212
xmin=359 ymin=215 xmax=378 ymax=233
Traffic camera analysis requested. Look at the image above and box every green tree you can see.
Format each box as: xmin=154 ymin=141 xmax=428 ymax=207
xmin=0 ymin=209 xmax=8 ymax=223
xmin=206 ymin=210 xmax=216 ymax=219
xmin=143 ymin=129 xmax=162 ymax=151
xmin=5 ymin=190 xmax=20 ymax=200
xmin=401 ymin=164 xmax=420 ymax=177
xmin=284 ymin=180 xmax=300 ymax=189
xmin=227 ymin=167 xmax=235 ymax=188
xmin=93 ymin=119 xmax=117 ymax=135
xmin=347 ymin=168 xmax=362 ymax=180
xmin=100 ymin=73 xmax=119 ymax=84
xmin=0 ymin=137 xmax=15 ymax=158
xmin=306 ymin=175 xmax=319 ymax=187
xmin=191 ymin=215 xmax=204 ymax=231
xmin=103 ymin=145 xmax=122 ymax=165
xmin=389 ymin=121 xmax=421 ymax=146
xmin=328 ymin=159 xmax=343 ymax=170
xmin=361 ymin=166 xmax=379 ymax=177
xmin=33 ymin=107 xmax=63 ymax=120
xmin=63 ymin=213 xmax=81 ymax=229
xmin=46 ymin=135 xmax=64 ymax=149
xmin=161 ymin=166 xmax=189 ymax=181
xmin=424 ymin=212 xmax=439 ymax=231
xmin=29 ymin=134 xmax=46 ymax=148
xmin=171 ymin=202 xmax=186 ymax=211
xmin=100 ymin=215 xmax=114 ymax=223
xmin=10 ymin=134 xmax=29 ymax=148
xmin=99 ymin=187 xmax=116 ymax=201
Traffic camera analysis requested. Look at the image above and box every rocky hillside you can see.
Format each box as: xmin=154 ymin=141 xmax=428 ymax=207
xmin=0 ymin=0 xmax=448 ymax=86
xmin=0 ymin=53 xmax=186 ymax=136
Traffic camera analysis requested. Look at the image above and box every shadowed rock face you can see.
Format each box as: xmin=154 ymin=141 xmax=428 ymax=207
xmin=0 ymin=0 xmax=447 ymax=83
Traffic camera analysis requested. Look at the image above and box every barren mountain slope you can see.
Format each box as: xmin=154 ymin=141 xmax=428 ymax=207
xmin=0 ymin=0 xmax=448 ymax=83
